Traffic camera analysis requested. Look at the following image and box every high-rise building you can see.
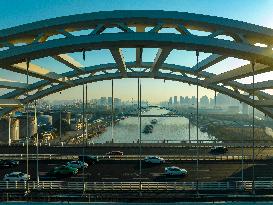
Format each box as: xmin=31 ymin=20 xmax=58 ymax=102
xmin=210 ymin=97 xmax=215 ymax=107
xmin=168 ymin=97 xmax=172 ymax=105
xmin=184 ymin=96 xmax=190 ymax=105
xmin=107 ymin=97 xmax=112 ymax=105
xmin=99 ymin=97 xmax=107 ymax=106
xmin=200 ymin=95 xmax=209 ymax=107
xmin=180 ymin=96 xmax=183 ymax=105
xmin=214 ymin=93 xmax=240 ymax=108
xmin=114 ymin=98 xmax=122 ymax=107
xmin=174 ymin=96 xmax=178 ymax=104
xmin=190 ymin=96 xmax=196 ymax=106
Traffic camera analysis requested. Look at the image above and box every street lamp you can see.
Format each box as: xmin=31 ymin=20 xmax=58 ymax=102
xmin=188 ymin=112 xmax=193 ymax=143
xmin=59 ymin=91 xmax=62 ymax=144
xmin=8 ymin=114 xmax=11 ymax=146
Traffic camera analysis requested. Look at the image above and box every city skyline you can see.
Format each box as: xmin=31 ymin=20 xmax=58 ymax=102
xmin=43 ymin=78 xmax=217 ymax=104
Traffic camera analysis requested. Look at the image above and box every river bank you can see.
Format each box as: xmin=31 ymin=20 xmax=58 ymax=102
xmin=90 ymin=108 xmax=214 ymax=143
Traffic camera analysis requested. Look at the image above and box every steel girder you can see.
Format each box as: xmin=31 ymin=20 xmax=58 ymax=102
xmin=1 ymin=33 xmax=273 ymax=66
xmin=0 ymin=10 xmax=272 ymax=118
xmin=0 ymin=62 xmax=272 ymax=118
xmin=1 ymin=10 xmax=273 ymax=44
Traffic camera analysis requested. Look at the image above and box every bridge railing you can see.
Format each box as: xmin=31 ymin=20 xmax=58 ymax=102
xmin=0 ymin=181 xmax=272 ymax=191
xmin=8 ymin=139 xmax=273 ymax=147
xmin=0 ymin=154 xmax=270 ymax=161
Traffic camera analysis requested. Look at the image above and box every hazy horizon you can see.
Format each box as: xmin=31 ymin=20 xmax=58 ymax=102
xmin=44 ymin=78 xmax=216 ymax=104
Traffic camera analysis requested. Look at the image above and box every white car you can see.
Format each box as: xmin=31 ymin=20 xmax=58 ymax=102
xmin=165 ymin=166 xmax=187 ymax=176
xmin=67 ymin=161 xmax=88 ymax=169
xmin=144 ymin=156 xmax=165 ymax=164
xmin=3 ymin=172 xmax=30 ymax=181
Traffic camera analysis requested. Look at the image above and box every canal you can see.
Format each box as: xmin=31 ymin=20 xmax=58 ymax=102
xmin=91 ymin=108 xmax=215 ymax=143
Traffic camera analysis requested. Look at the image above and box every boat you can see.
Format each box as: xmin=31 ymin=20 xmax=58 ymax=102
xmin=200 ymin=126 xmax=208 ymax=132
xmin=142 ymin=124 xmax=153 ymax=134
xmin=150 ymin=119 xmax=158 ymax=124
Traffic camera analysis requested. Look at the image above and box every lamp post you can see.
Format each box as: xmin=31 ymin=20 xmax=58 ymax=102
xmin=85 ymin=83 xmax=88 ymax=146
xmin=188 ymin=115 xmax=190 ymax=143
xmin=195 ymin=51 xmax=199 ymax=195
xmin=188 ymin=112 xmax=192 ymax=143
xmin=59 ymin=107 xmax=62 ymax=143
xmin=8 ymin=114 xmax=11 ymax=146
xmin=111 ymin=79 xmax=114 ymax=143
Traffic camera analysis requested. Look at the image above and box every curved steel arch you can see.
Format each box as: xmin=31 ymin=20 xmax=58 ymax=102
xmin=0 ymin=62 xmax=272 ymax=118
xmin=1 ymin=10 xmax=273 ymax=44
xmin=0 ymin=10 xmax=272 ymax=118
xmin=1 ymin=33 xmax=273 ymax=67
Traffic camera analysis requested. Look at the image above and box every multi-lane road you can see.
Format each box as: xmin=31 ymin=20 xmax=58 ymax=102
xmin=0 ymin=145 xmax=272 ymax=183
xmin=1 ymin=158 xmax=273 ymax=182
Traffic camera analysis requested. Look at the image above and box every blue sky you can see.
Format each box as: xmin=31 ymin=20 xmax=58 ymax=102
xmin=1 ymin=0 xmax=273 ymax=29
xmin=0 ymin=0 xmax=273 ymax=103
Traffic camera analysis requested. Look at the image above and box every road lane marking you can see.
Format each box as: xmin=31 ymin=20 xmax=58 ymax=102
xmin=71 ymin=176 xmax=90 ymax=179
xmin=257 ymin=177 xmax=272 ymax=179
xmin=39 ymin=172 xmax=47 ymax=175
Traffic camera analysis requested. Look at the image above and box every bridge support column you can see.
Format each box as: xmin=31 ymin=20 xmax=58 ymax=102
xmin=26 ymin=59 xmax=30 ymax=192
xmin=138 ymin=78 xmax=142 ymax=176
xmin=196 ymin=51 xmax=200 ymax=196
xmin=35 ymin=100 xmax=39 ymax=184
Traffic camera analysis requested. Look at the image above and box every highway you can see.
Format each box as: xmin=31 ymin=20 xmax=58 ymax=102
xmin=1 ymin=159 xmax=273 ymax=182
xmin=1 ymin=144 xmax=272 ymax=184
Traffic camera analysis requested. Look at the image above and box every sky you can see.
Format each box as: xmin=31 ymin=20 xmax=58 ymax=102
xmin=0 ymin=0 xmax=273 ymax=103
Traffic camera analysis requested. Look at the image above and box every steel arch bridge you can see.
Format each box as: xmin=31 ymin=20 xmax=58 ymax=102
xmin=0 ymin=10 xmax=273 ymax=117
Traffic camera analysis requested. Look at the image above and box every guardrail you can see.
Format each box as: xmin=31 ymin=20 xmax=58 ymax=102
xmin=0 ymin=181 xmax=272 ymax=192
xmin=8 ymin=140 xmax=273 ymax=147
xmin=0 ymin=154 xmax=269 ymax=161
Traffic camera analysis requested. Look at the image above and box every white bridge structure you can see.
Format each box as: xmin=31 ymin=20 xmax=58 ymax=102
xmin=0 ymin=10 xmax=273 ymax=117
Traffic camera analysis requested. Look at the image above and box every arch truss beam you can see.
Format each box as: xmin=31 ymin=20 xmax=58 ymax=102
xmin=0 ymin=10 xmax=272 ymax=119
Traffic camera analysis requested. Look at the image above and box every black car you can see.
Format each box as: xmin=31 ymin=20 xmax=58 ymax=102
xmin=78 ymin=155 xmax=99 ymax=164
xmin=210 ymin=146 xmax=228 ymax=154
xmin=0 ymin=160 xmax=19 ymax=168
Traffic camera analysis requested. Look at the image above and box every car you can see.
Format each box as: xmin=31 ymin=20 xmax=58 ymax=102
xmin=106 ymin=151 xmax=124 ymax=156
xmin=210 ymin=146 xmax=228 ymax=154
xmin=0 ymin=160 xmax=19 ymax=168
xmin=144 ymin=156 xmax=165 ymax=164
xmin=67 ymin=161 xmax=88 ymax=169
xmin=49 ymin=165 xmax=78 ymax=176
xmin=3 ymin=172 xmax=30 ymax=181
xmin=78 ymin=155 xmax=99 ymax=164
xmin=165 ymin=166 xmax=187 ymax=176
